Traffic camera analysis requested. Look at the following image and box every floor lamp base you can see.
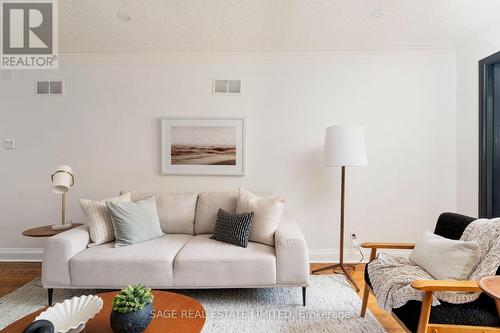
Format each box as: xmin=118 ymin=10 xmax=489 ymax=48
xmin=312 ymin=263 xmax=360 ymax=292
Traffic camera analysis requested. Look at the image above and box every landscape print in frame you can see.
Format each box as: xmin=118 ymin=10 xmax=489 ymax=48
xmin=161 ymin=118 xmax=245 ymax=175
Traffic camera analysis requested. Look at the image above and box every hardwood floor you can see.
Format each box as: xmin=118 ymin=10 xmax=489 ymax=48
xmin=0 ymin=262 xmax=41 ymax=298
xmin=0 ymin=262 xmax=404 ymax=332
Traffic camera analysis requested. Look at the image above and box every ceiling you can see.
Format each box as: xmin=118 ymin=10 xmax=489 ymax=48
xmin=58 ymin=0 xmax=500 ymax=53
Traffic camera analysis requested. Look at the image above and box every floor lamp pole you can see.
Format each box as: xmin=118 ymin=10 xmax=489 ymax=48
xmin=312 ymin=166 xmax=360 ymax=292
xmin=339 ymin=166 xmax=345 ymax=266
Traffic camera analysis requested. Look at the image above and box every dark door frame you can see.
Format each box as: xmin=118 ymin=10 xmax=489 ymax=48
xmin=479 ymin=51 xmax=500 ymax=218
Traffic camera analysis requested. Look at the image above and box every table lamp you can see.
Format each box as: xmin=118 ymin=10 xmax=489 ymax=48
xmin=312 ymin=125 xmax=368 ymax=291
xmin=51 ymin=165 xmax=74 ymax=230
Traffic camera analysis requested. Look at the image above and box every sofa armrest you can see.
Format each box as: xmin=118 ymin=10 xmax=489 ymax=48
xmin=42 ymin=225 xmax=90 ymax=287
xmin=275 ymin=220 xmax=309 ymax=286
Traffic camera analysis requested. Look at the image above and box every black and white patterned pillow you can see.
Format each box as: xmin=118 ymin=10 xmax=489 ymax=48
xmin=211 ymin=209 xmax=254 ymax=247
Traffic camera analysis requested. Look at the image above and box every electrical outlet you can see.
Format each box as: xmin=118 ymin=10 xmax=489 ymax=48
xmin=351 ymin=233 xmax=360 ymax=250
xmin=4 ymin=138 xmax=15 ymax=149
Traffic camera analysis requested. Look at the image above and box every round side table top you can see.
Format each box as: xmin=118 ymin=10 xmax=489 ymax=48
xmin=479 ymin=276 xmax=500 ymax=300
xmin=22 ymin=224 xmax=84 ymax=237
xmin=479 ymin=276 xmax=500 ymax=317
xmin=1 ymin=290 xmax=205 ymax=333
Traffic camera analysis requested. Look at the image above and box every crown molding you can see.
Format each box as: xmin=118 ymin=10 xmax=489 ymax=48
xmin=58 ymin=48 xmax=456 ymax=65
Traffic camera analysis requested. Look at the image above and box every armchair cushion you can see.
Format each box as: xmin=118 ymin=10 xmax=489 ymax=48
xmin=434 ymin=212 xmax=476 ymax=240
xmin=409 ymin=231 xmax=480 ymax=280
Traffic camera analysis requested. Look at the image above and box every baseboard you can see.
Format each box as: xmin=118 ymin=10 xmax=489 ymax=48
xmin=0 ymin=247 xmax=409 ymax=263
xmin=0 ymin=248 xmax=43 ymax=262
xmin=308 ymin=248 xmax=410 ymax=263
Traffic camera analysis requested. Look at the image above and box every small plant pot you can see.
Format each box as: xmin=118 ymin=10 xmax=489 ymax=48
xmin=110 ymin=302 xmax=153 ymax=333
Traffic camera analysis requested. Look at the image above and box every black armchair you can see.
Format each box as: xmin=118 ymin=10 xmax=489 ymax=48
xmin=360 ymin=212 xmax=500 ymax=333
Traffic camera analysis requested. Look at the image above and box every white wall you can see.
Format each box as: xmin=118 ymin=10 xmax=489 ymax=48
xmin=0 ymin=49 xmax=457 ymax=261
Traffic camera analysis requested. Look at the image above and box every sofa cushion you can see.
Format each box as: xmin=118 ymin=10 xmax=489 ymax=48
xmin=107 ymin=197 xmax=164 ymax=248
xmin=80 ymin=192 xmax=131 ymax=247
xmin=128 ymin=191 xmax=197 ymax=235
xmin=195 ymin=191 xmax=238 ymax=234
xmin=211 ymin=209 xmax=254 ymax=247
xmin=70 ymin=234 xmax=192 ymax=287
xmin=237 ymin=187 xmax=285 ymax=246
xmin=173 ymin=234 xmax=276 ymax=287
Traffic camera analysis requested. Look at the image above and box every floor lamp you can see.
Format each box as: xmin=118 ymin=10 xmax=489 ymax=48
xmin=312 ymin=125 xmax=368 ymax=292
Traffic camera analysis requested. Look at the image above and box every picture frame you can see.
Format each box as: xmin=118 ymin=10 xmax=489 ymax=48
xmin=161 ymin=118 xmax=245 ymax=176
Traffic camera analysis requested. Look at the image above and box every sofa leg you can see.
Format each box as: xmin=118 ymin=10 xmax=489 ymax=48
xmin=47 ymin=288 xmax=53 ymax=306
xmin=302 ymin=287 xmax=307 ymax=306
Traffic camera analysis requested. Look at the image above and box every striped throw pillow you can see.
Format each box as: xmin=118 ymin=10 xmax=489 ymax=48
xmin=211 ymin=209 xmax=254 ymax=247
xmin=80 ymin=192 xmax=131 ymax=247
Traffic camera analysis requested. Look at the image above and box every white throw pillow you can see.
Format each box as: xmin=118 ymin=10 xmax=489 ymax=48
xmin=80 ymin=192 xmax=131 ymax=247
xmin=236 ymin=187 xmax=285 ymax=246
xmin=409 ymin=230 xmax=480 ymax=280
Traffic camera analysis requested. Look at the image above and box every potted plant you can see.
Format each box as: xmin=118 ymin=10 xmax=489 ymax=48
xmin=110 ymin=284 xmax=154 ymax=333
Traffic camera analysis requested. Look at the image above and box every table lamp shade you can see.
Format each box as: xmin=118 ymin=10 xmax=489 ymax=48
xmin=324 ymin=125 xmax=368 ymax=166
xmin=51 ymin=165 xmax=74 ymax=193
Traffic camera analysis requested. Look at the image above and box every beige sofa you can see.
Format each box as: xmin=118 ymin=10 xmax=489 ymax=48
xmin=42 ymin=191 xmax=310 ymax=305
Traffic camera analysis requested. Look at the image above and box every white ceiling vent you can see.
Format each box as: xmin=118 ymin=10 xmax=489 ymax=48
xmin=35 ymin=80 xmax=64 ymax=95
xmin=213 ymin=79 xmax=241 ymax=95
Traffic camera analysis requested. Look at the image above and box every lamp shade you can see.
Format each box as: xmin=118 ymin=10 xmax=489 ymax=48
xmin=324 ymin=125 xmax=368 ymax=166
xmin=51 ymin=165 xmax=74 ymax=194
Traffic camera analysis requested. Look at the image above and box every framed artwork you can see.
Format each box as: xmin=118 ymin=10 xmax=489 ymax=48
xmin=161 ymin=118 xmax=245 ymax=175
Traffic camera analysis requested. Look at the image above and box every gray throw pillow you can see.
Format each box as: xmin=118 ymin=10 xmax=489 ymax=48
xmin=211 ymin=209 xmax=254 ymax=247
xmin=409 ymin=230 xmax=480 ymax=280
xmin=106 ymin=196 xmax=164 ymax=248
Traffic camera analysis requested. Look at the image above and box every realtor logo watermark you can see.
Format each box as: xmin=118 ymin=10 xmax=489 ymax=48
xmin=1 ymin=0 xmax=58 ymax=69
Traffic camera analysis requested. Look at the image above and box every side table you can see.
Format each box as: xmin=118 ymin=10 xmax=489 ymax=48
xmin=22 ymin=224 xmax=84 ymax=237
xmin=479 ymin=276 xmax=500 ymax=317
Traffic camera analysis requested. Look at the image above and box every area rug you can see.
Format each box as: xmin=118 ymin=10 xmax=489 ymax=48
xmin=0 ymin=275 xmax=385 ymax=332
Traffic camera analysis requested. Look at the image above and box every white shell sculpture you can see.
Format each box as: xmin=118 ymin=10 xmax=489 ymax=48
xmin=35 ymin=295 xmax=103 ymax=333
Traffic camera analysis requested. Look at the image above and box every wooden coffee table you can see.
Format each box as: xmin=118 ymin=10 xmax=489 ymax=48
xmin=0 ymin=291 xmax=205 ymax=333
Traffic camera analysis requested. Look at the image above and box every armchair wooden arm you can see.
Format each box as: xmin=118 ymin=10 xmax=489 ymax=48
xmin=411 ymin=279 xmax=485 ymax=333
xmin=360 ymin=242 xmax=415 ymax=262
xmin=361 ymin=242 xmax=415 ymax=250
xmin=411 ymin=279 xmax=481 ymax=292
